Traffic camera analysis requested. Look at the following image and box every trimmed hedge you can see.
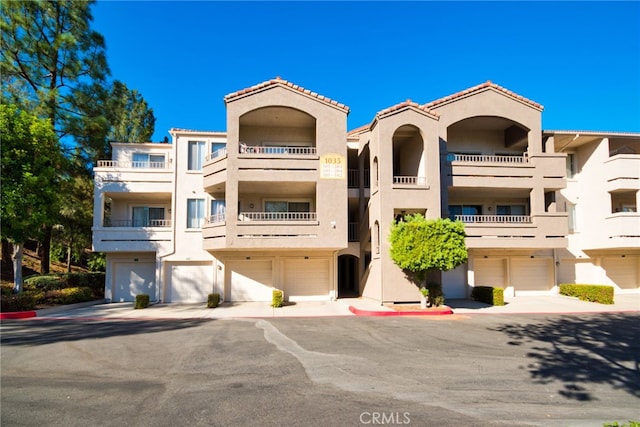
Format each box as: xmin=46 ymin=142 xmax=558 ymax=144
xmin=471 ymin=286 xmax=505 ymax=306
xmin=24 ymin=272 xmax=105 ymax=297
xmin=559 ymin=283 xmax=614 ymax=304
xmin=207 ymin=293 xmax=220 ymax=308
xmin=0 ymin=293 xmax=38 ymax=312
xmin=271 ymin=289 xmax=284 ymax=308
xmin=135 ymin=294 xmax=150 ymax=309
xmin=44 ymin=287 xmax=94 ymax=305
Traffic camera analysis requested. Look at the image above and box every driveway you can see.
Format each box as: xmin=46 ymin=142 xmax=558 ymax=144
xmin=1 ymin=313 xmax=639 ymax=426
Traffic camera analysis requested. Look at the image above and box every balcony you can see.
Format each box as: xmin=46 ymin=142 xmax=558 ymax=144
xmin=604 ymin=154 xmax=640 ymax=191
xmin=239 ymin=144 xmax=317 ymax=156
xmin=103 ymin=219 xmax=172 ymax=228
xmin=92 ymin=222 xmax=173 ymax=253
xmin=94 ymin=160 xmax=173 ymax=192
xmin=451 ymin=153 xmax=529 ymax=164
xmin=457 ymin=213 xmax=567 ymax=248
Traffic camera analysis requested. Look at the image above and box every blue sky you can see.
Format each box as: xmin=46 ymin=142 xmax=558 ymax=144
xmin=92 ymin=1 xmax=640 ymax=142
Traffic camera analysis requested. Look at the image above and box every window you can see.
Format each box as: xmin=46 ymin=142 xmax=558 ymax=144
xmin=132 ymin=153 xmax=165 ymax=168
xmin=566 ymin=153 xmax=577 ymax=178
xmin=265 ymin=201 xmax=310 ymax=213
xmin=567 ymin=203 xmax=576 ymax=233
xmin=211 ymin=142 xmax=226 ymax=159
xmin=210 ymin=199 xmax=226 ymax=222
xmin=187 ymin=199 xmax=205 ymax=228
xmin=448 ymin=205 xmax=482 ymax=220
xmin=496 ymin=205 xmax=526 ymax=216
xmin=132 ymin=207 xmax=165 ymax=227
xmin=188 ymin=141 xmax=206 ymax=170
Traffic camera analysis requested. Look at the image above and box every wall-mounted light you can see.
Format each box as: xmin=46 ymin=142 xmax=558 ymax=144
xmin=249 ymin=203 xmax=254 ymax=209
xmin=331 ymin=221 xmax=336 ymax=229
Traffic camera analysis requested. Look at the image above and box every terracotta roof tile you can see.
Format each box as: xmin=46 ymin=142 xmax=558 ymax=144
xmin=376 ymin=99 xmax=439 ymax=120
xmin=224 ymin=77 xmax=350 ymax=113
xmin=348 ymin=124 xmax=371 ymax=136
xmin=423 ymin=81 xmax=543 ymax=111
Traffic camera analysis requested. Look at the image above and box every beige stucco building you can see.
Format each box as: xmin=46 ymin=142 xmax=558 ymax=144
xmin=92 ymin=78 xmax=639 ymax=303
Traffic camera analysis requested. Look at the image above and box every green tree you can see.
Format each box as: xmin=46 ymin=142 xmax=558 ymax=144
xmin=107 ymin=81 xmax=155 ymax=144
xmin=1 ymin=0 xmax=109 ymax=273
xmin=389 ymin=214 xmax=468 ymax=304
xmin=0 ymin=105 xmax=62 ymax=292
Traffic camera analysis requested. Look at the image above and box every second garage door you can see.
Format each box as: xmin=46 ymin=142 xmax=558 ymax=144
xmin=511 ymin=258 xmax=553 ymax=293
xmin=113 ymin=261 xmax=156 ymax=302
xmin=474 ymin=258 xmax=506 ymax=288
xmin=168 ymin=263 xmax=212 ymax=303
xmin=227 ymin=259 xmax=274 ymax=302
xmin=284 ymin=258 xmax=330 ymax=300
xmin=602 ymin=257 xmax=638 ymax=289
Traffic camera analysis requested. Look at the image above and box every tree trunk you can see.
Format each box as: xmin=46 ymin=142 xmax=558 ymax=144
xmin=66 ymin=241 xmax=72 ymax=273
xmin=39 ymin=225 xmax=52 ymax=274
xmin=12 ymin=242 xmax=24 ymax=293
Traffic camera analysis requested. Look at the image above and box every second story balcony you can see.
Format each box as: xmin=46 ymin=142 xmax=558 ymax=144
xmin=604 ymin=154 xmax=640 ymax=191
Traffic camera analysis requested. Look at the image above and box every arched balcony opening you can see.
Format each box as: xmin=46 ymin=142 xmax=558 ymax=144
xmin=446 ymin=116 xmax=530 ymax=163
xmin=392 ymin=125 xmax=425 ymax=185
xmin=238 ymin=106 xmax=317 ymax=155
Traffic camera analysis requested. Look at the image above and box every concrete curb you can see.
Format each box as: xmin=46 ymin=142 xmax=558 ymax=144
xmin=0 ymin=299 xmax=107 ymax=320
xmin=349 ymin=305 xmax=454 ymax=316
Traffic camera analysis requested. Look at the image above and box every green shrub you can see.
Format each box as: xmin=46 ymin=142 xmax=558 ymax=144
xmin=1 ymin=283 xmax=14 ymax=297
xmin=471 ymin=286 xmax=505 ymax=306
xmin=24 ymin=275 xmax=64 ymax=291
xmin=603 ymin=421 xmax=640 ymax=427
xmin=87 ymin=253 xmax=106 ymax=272
xmin=559 ymin=284 xmax=614 ymax=304
xmin=426 ymin=282 xmax=445 ymax=307
xmin=0 ymin=293 xmax=37 ymax=312
xmin=45 ymin=287 xmax=94 ymax=305
xmin=22 ymin=273 xmax=105 ymax=298
xmin=207 ymin=293 xmax=220 ymax=308
xmin=135 ymin=294 xmax=150 ymax=309
xmin=271 ymin=289 xmax=283 ymax=308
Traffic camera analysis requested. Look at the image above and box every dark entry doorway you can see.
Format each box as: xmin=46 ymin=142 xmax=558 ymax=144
xmin=338 ymin=255 xmax=359 ymax=298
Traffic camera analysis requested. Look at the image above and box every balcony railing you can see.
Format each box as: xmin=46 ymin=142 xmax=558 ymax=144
xmin=103 ymin=219 xmax=172 ymax=227
xmin=393 ymin=176 xmax=427 ymax=185
xmin=451 ymin=153 xmax=529 ymax=164
xmin=455 ymin=215 xmax=532 ymax=223
xmin=96 ymin=160 xmax=168 ymax=169
xmin=238 ymin=212 xmax=317 ymax=221
xmin=205 ymin=214 xmax=226 ymax=224
xmin=206 ymin=148 xmax=228 ymax=161
xmin=239 ymin=145 xmax=317 ymax=155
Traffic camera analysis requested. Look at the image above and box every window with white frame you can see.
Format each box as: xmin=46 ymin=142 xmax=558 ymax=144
xmin=211 ymin=142 xmax=227 ymax=159
xmin=187 ymin=198 xmax=205 ymax=228
xmin=132 ymin=207 xmax=166 ymax=227
xmin=132 ymin=153 xmax=165 ymax=168
xmin=188 ymin=141 xmax=206 ymax=171
xmin=566 ymin=153 xmax=577 ymax=178
xmin=567 ymin=203 xmax=576 ymax=233
xmin=210 ymin=199 xmax=226 ymax=223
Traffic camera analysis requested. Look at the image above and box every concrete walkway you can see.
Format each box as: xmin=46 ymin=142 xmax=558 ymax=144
xmin=26 ymin=293 xmax=640 ymax=320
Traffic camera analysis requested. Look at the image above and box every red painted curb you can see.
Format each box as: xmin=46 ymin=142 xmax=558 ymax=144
xmin=349 ymin=306 xmax=453 ymax=316
xmin=0 ymin=311 xmax=37 ymax=320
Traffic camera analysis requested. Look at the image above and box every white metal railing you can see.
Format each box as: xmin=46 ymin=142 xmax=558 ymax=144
xmin=238 ymin=212 xmax=318 ymax=221
xmin=96 ymin=160 xmax=168 ymax=169
xmin=451 ymin=153 xmax=529 ymax=164
xmin=393 ymin=176 xmax=427 ymax=185
xmin=206 ymin=148 xmax=228 ymax=161
xmin=103 ymin=219 xmax=172 ymax=227
xmin=456 ymin=215 xmax=532 ymax=224
xmin=205 ymin=214 xmax=226 ymax=224
xmin=239 ymin=145 xmax=317 ymax=155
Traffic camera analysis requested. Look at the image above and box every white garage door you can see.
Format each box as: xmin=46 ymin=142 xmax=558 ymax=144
xmin=511 ymin=258 xmax=553 ymax=292
xmin=168 ymin=263 xmax=212 ymax=303
xmin=114 ymin=262 xmax=156 ymax=302
xmin=602 ymin=257 xmax=638 ymax=289
xmin=474 ymin=258 xmax=505 ymax=288
xmin=227 ymin=259 xmax=273 ymax=301
xmin=284 ymin=259 xmax=330 ymax=300
xmin=442 ymin=263 xmax=467 ymax=299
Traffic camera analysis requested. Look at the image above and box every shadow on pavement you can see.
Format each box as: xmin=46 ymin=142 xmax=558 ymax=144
xmin=491 ymin=313 xmax=640 ymax=400
xmin=0 ymin=318 xmax=212 ymax=346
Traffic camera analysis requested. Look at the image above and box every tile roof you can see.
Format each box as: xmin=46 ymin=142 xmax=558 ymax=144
xmin=376 ymin=99 xmax=439 ymax=120
xmin=543 ymin=130 xmax=640 ymax=137
xmin=224 ymin=77 xmax=350 ymax=113
xmin=423 ymin=81 xmax=543 ymax=111
xmin=347 ymin=124 xmax=371 ymax=136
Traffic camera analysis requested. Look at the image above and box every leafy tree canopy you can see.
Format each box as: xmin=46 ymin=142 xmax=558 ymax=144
xmin=389 ymin=214 xmax=468 ymax=280
xmin=0 ymin=104 xmax=62 ymax=244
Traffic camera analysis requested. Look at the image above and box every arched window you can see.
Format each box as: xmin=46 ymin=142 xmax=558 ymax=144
xmin=374 ymin=220 xmax=380 ymax=254
xmin=373 ymin=157 xmax=379 ymax=189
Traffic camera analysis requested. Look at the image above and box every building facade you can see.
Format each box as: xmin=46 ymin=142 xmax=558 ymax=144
xmin=92 ymin=78 xmax=640 ymax=303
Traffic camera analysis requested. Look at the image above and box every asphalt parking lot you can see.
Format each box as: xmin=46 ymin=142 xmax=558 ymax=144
xmin=1 ymin=313 xmax=639 ymax=426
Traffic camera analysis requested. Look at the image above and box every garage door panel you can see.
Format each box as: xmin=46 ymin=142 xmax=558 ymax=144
xmin=511 ymin=258 xmax=553 ymax=292
xmin=284 ymin=259 xmax=330 ymax=299
xmin=603 ymin=257 xmax=638 ymax=289
xmin=114 ymin=262 xmax=156 ymax=302
xmin=169 ymin=264 xmax=212 ymax=303
xmin=228 ymin=260 xmax=273 ymax=302
xmin=442 ymin=264 xmax=467 ymax=299
xmin=474 ymin=258 xmax=505 ymax=288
